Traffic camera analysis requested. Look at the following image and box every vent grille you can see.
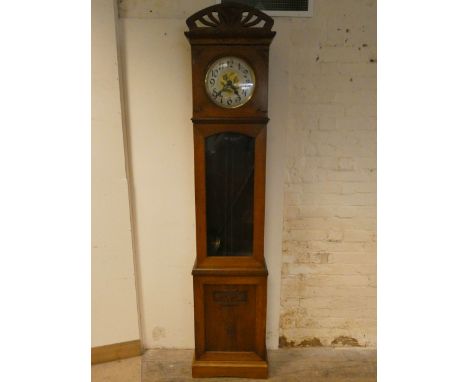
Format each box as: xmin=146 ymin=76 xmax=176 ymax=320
xmin=219 ymin=0 xmax=312 ymax=16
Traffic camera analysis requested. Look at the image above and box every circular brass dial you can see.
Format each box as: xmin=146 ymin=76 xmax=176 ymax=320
xmin=205 ymin=56 xmax=255 ymax=109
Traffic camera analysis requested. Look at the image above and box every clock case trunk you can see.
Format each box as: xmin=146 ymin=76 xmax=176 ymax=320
xmin=185 ymin=3 xmax=275 ymax=379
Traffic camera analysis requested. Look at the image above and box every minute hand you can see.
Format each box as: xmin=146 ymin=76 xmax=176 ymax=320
xmin=225 ymin=80 xmax=240 ymax=96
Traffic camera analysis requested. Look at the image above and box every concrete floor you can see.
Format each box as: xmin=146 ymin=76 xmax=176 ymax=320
xmin=92 ymin=348 xmax=376 ymax=382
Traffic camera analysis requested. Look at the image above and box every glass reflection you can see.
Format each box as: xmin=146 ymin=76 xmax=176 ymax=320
xmin=205 ymin=133 xmax=254 ymax=257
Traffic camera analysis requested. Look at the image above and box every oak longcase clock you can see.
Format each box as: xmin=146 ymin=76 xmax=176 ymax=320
xmin=185 ymin=2 xmax=275 ymax=379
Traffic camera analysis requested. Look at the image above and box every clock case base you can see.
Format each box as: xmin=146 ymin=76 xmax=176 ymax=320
xmin=192 ymin=270 xmax=268 ymax=379
xmin=192 ymin=356 xmax=268 ymax=379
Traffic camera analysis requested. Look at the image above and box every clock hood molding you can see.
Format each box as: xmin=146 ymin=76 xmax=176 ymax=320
xmin=185 ymin=2 xmax=276 ymax=43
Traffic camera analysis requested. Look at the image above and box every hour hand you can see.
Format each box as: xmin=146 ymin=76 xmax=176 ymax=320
xmin=215 ymin=86 xmax=228 ymax=97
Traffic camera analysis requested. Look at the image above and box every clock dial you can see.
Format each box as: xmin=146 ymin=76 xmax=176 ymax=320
xmin=205 ymin=56 xmax=255 ymax=109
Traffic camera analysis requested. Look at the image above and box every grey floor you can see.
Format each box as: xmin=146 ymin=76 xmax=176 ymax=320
xmin=92 ymin=348 xmax=377 ymax=382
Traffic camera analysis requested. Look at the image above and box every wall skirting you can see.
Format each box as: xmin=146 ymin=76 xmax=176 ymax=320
xmin=91 ymin=340 xmax=142 ymax=364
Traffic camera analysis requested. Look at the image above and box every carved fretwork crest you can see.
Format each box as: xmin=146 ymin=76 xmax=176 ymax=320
xmin=186 ymin=2 xmax=274 ymax=32
xmin=213 ymin=290 xmax=248 ymax=306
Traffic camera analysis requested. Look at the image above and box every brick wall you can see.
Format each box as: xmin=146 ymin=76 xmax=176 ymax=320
xmin=279 ymin=0 xmax=376 ymax=347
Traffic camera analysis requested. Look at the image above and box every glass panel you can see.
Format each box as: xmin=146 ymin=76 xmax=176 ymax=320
xmin=205 ymin=133 xmax=255 ymax=256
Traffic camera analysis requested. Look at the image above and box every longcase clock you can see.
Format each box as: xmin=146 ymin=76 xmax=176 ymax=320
xmin=185 ymin=2 xmax=276 ymax=379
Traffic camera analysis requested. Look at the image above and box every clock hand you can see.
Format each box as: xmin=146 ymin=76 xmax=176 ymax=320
xmin=216 ymin=84 xmax=230 ymax=97
xmin=226 ymin=85 xmax=240 ymax=97
xmin=225 ymin=80 xmax=240 ymax=96
xmin=213 ymin=87 xmax=226 ymax=98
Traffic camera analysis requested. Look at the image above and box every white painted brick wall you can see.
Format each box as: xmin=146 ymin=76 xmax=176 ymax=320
xmin=279 ymin=0 xmax=376 ymax=347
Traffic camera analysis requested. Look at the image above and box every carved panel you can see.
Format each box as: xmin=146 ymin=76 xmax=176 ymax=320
xmin=186 ymin=3 xmax=274 ymax=32
xmin=204 ymin=284 xmax=256 ymax=351
xmin=213 ymin=290 xmax=248 ymax=306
